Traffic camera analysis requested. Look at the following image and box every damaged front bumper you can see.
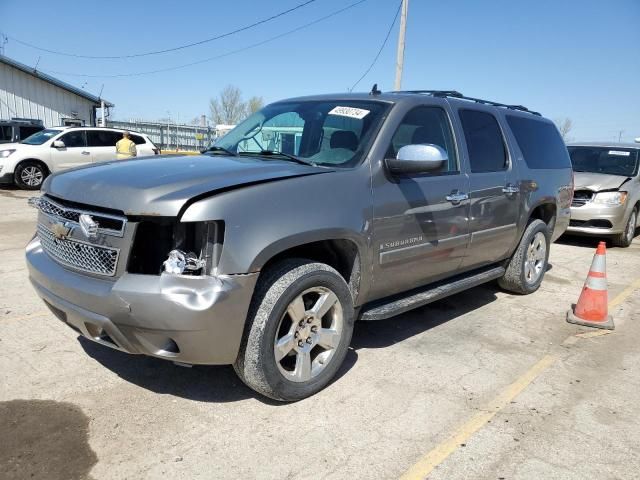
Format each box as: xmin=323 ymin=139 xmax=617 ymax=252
xmin=568 ymin=203 xmax=628 ymax=235
xmin=26 ymin=235 xmax=258 ymax=365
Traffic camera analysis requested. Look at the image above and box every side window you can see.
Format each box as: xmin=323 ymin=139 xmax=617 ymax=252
xmin=130 ymin=134 xmax=146 ymax=145
xmin=87 ymin=130 xmax=121 ymax=147
xmin=459 ymin=110 xmax=507 ymax=173
xmin=19 ymin=126 xmax=42 ymax=140
xmin=506 ymin=115 xmax=571 ymax=169
xmin=386 ymin=106 xmax=458 ymax=174
xmin=0 ymin=125 xmax=12 ymax=142
xmin=60 ymin=130 xmax=87 ymax=148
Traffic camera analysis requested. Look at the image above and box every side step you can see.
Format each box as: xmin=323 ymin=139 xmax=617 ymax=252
xmin=359 ymin=266 xmax=505 ymax=321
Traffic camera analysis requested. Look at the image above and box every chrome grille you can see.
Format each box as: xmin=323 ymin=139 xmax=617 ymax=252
xmin=37 ymin=224 xmax=119 ymax=276
xmin=31 ymin=196 xmax=126 ymax=236
xmin=572 ymin=190 xmax=594 ymax=207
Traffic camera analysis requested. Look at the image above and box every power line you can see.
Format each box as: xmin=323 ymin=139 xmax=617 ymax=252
xmin=7 ymin=0 xmax=318 ymax=59
xmin=43 ymin=0 xmax=369 ymax=79
xmin=349 ymin=1 xmax=401 ymax=92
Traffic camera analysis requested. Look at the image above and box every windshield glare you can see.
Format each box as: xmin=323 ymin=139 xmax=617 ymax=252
xmin=569 ymin=147 xmax=639 ymax=177
xmin=21 ymin=129 xmax=62 ymax=145
xmin=212 ymin=100 xmax=388 ymax=167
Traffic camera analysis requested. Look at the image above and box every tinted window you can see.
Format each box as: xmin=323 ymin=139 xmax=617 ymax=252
xmin=19 ymin=126 xmax=43 ymax=140
xmin=0 ymin=125 xmax=12 ymax=142
xmin=130 ymin=134 xmax=146 ymax=145
xmin=387 ymin=106 xmax=458 ymax=174
xmin=60 ymin=130 xmax=86 ymax=148
xmin=568 ymin=147 xmax=639 ymax=177
xmin=506 ymin=116 xmax=571 ymax=169
xmin=459 ymin=110 xmax=507 ymax=172
xmin=87 ymin=130 xmax=121 ymax=147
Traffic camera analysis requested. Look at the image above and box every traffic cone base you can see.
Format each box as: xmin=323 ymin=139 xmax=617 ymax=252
xmin=567 ymin=304 xmax=614 ymax=330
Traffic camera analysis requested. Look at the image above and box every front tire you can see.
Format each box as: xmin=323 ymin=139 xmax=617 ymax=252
xmin=498 ymin=219 xmax=550 ymax=294
xmin=234 ymin=259 xmax=354 ymax=401
xmin=14 ymin=160 xmax=48 ymax=190
xmin=612 ymin=209 xmax=637 ymax=248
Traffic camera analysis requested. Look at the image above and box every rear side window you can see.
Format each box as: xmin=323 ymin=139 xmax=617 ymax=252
xmin=131 ymin=134 xmax=146 ymax=145
xmin=506 ymin=116 xmax=571 ymax=169
xmin=87 ymin=130 xmax=121 ymax=147
xmin=0 ymin=125 xmax=12 ymax=142
xmin=459 ymin=110 xmax=507 ymax=172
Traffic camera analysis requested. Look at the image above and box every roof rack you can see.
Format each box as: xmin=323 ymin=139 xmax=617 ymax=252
xmin=390 ymin=90 xmax=541 ymax=116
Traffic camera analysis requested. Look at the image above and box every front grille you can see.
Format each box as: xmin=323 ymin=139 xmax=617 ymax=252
xmin=37 ymin=224 xmax=119 ymax=276
xmin=571 ymin=190 xmax=594 ymax=207
xmin=34 ymin=196 xmax=126 ymax=236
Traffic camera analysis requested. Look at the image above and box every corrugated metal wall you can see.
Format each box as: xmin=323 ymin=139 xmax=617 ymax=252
xmin=0 ymin=63 xmax=96 ymax=127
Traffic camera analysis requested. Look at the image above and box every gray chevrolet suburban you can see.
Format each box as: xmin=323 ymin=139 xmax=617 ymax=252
xmin=25 ymin=90 xmax=573 ymax=401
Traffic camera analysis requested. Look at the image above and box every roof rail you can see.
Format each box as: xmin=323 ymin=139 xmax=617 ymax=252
xmin=390 ymin=90 xmax=541 ymax=116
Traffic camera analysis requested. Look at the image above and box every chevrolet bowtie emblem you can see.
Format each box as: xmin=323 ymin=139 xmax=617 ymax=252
xmin=51 ymin=221 xmax=74 ymax=240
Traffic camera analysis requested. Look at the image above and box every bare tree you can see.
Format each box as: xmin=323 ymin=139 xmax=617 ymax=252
xmin=209 ymin=86 xmax=264 ymax=125
xmin=246 ymin=96 xmax=264 ymax=115
xmin=554 ymin=117 xmax=573 ymax=142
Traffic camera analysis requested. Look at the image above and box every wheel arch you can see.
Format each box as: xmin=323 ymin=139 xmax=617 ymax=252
xmin=15 ymin=158 xmax=51 ymax=175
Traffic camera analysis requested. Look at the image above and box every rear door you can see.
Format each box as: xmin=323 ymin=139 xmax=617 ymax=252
xmin=87 ymin=130 xmax=121 ymax=163
xmin=50 ymin=130 xmax=91 ymax=170
xmin=456 ymin=108 xmax=521 ymax=269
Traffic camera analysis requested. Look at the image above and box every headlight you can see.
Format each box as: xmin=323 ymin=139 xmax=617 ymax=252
xmin=592 ymin=191 xmax=627 ymax=205
xmin=0 ymin=149 xmax=16 ymax=158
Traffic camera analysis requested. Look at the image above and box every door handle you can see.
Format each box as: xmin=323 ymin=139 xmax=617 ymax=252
xmin=502 ymin=184 xmax=520 ymax=195
xmin=445 ymin=192 xmax=469 ymax=204
xmin=81 ymin=151 xmax=90 ymax=155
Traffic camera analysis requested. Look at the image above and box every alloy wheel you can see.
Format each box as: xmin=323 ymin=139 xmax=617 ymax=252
xmin=524 ymin=231 xmax=547 ymax=284
xmin=21 ymin=166 xmax=44 ymax=187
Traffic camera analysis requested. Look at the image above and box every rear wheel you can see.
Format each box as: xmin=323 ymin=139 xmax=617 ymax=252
xmin=612 ymin=209 xmax=637 ymax=248
xmin=498 ymin=219 xmax=550 ymax=294
xmin=234 ymin=259 xmax=354 ymax=401
xmin=14 ymin=160 xmax=47 ymax=190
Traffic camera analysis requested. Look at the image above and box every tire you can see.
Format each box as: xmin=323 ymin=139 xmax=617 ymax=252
xmin=14 ymin=160 xmax=48 ymax=190
xmin=234 ymin=259 xmax=354 ymax=401
xmin=612 ymin=209 xmax=637 ymax=248
xmin=498 ymin=219 xmax=550 ymax=295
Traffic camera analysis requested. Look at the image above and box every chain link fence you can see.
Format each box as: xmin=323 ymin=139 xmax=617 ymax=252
xmin=106 ymin=120 xmax=216 ymax=151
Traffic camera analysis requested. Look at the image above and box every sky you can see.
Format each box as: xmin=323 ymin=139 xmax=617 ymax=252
xmin=1 ymin=0 xmax=638 ymax=142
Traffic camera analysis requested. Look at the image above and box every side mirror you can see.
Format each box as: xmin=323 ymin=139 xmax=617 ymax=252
xmin=52 ymin=140 xmax=65 ymax=148
xmin=386 ymin=144 xmax=448 ymax=175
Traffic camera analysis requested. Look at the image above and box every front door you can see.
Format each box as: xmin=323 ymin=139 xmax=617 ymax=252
xmin=457 ymin=109 xmax=521 ymax=269
xmin=370 ymin=105 xmax=470 ymax=300
xmin=50 ymin=130 xmax=91 ymax=171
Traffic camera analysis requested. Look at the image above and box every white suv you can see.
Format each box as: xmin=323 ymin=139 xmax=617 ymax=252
xmin=0 ymin=127 xmax=159 ymax=190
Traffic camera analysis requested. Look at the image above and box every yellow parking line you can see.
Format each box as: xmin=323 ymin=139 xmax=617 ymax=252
xmin=609 ymin=277 xmax=640 ymax=309
xmin=399 ymin=354 xmax=557 ymax=480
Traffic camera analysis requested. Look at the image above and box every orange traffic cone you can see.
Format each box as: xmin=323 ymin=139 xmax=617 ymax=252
xmin=566 ymin=241 xmax=614 ymax=330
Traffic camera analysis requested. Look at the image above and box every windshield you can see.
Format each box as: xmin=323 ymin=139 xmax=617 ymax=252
xmin=21 ymin=129 xmax=62 ymax=145
xmin=568 ymin=146 xmax=639 ymax=177
xmin=212 ymin=100 xmax=389 ymax=167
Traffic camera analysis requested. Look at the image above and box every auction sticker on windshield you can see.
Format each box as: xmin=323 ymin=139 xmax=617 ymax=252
xmin=328 ymin=106 xmax=370 ymax=119
xmin=609 ymin=150 xmax=631 ymax=156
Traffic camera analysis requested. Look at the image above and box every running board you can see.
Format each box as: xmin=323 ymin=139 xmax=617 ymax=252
xmin=359 ymin=266 xmax=505 ymax=321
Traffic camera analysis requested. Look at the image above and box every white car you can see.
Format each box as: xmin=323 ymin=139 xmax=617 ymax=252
xmin=0 ymin=127 xmax=160 ymax=190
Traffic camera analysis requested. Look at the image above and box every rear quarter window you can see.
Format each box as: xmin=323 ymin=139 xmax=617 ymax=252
xmin=131 ymin=134 xmax=146 ymax=145
xmin=506 ymin=115 xmax=571 ymax=169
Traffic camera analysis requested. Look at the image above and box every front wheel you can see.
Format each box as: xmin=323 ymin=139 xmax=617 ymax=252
xmin=14 ymin=160 xmax=47 ymax=190
xmin=498 ymin=219 xmax=550 ymax=294
xmin=612 ymin=209 xmax=637 ymax=248
xmin=234 ymin=259 xmax=354 ymax=401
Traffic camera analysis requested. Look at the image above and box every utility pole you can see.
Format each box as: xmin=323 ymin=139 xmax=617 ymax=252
xmin=394 ymin=0 xmax=409 ymax=90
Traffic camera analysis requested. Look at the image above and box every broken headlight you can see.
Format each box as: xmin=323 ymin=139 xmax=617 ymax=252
xmin=128 ymin=219 xmax=224 ymax=276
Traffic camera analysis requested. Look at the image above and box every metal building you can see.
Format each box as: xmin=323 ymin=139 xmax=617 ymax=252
xmin=0 ymin=54 xmax=112 ymax=127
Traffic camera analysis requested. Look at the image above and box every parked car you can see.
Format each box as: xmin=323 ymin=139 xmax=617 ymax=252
xmin=25 ymin=90 xmax=573 ymax=401
xmin=567 ymin=143 xmax=640 ymax=247
xmin=0 ymin=126 xmax=160 ymax=190
xmin=0 ymin=118 xmax=45 ymax=144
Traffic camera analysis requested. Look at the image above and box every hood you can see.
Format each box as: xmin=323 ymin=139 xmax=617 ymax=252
xmin=573 ymin=171 xmax=630 ymax=192
xmin=44 ymin=154 xmax=331 ymax=217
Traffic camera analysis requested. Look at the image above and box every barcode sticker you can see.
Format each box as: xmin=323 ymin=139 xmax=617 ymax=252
xmin=328 ymin=106 xmax=370 ymax=119
xmin=609 ymin=150 xmax=630 ymax=156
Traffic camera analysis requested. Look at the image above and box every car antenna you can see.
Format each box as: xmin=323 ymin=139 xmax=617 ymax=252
xmin=369 ymin=83 xmax=381 ymax=96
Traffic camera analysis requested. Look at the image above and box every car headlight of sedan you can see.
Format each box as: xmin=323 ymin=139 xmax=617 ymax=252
xmin=0 ymin=149 xmax=16 ymax=158
xmin=592 ymin=191 xmax=627 ymax=205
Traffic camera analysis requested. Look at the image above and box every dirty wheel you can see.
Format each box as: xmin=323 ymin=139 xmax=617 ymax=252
xmin=15 ymin=160 xmax=47 ymax=190
xmin=612 ymin=209 xmax=637 ymax=248
xmin=234 ymin=259 xmax=354 ymax=401
xmin=498 ymin=219 xmax=550 ymax=294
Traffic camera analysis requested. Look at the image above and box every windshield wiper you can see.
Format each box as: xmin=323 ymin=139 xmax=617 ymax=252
xmin=239 ymin=150 xmax=315 ymax=167
xmin=202 ymin=145 xmax=237 ymax=156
